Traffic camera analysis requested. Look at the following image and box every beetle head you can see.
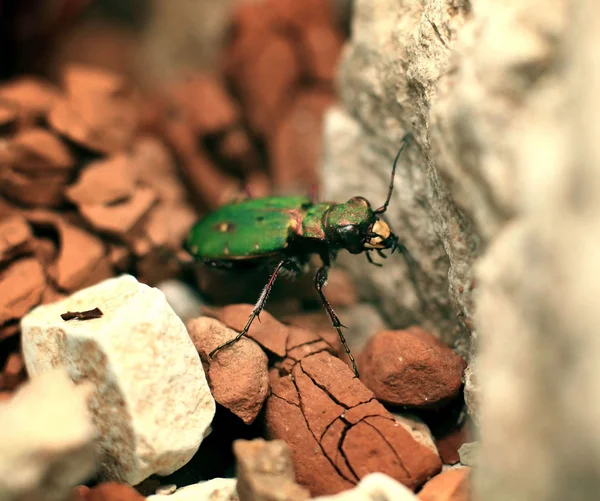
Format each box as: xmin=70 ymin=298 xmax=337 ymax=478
xmin=324 ymin=196 xmax=398 ymax=254
xmin=324 ymin=136 xmax=413 ymax=255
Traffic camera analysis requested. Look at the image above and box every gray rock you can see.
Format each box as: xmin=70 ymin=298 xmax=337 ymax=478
xmin=457 ymin=441 xmax=478 ymax=468
xmin=326 ymin=0 xmax=600 ymax=499
xmin=321 ymin=0 xmax=475 ymax=359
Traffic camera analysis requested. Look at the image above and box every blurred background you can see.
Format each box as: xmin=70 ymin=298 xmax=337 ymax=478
xmin=0 ymin=0 xmax=357 ymax=309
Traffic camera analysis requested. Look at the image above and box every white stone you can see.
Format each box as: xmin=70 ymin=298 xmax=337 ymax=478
xmin=0 ymin=368 xmax=96 ymax=501
xmin=20 ymin=274 xmax=216 ymax=485
xmin=147 ymin=478 xmax=238 ymax=501
xmin=312 ymin=473 xmax=418 ymax=501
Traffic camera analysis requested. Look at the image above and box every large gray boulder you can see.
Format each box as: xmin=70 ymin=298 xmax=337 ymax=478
xmin=322 ymin=0 xmax=600 ymax=499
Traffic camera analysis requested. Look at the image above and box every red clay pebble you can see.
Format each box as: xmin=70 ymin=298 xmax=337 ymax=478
xmin=83 ymin=482 xmax=146 ymax=501
xmin=187 ymin=316 xmax=269 ymax=424
xmin=266 ymin=351 xmax=442 ymax=496
xmin=417 ymin=467 xmax=471 ymax=501
xmin=208 ymin=304 xmax=289 ymax=357
xmin=358 ymin=327 xmax=467 ymax=408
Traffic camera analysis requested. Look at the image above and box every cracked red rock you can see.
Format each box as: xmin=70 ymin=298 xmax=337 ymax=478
xmin=265 ymin=351 xmax=442 ymax=496
xmin=358 ymin=327 xmax=467 ymax=408
xmin=187 ymin=316 xmax=268 ymax=424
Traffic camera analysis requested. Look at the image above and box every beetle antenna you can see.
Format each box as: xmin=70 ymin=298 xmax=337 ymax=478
xmin=374 ymin=133 xmax=412 ymax=215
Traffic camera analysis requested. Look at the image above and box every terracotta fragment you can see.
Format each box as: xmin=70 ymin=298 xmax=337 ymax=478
xmin=0 ymin=77 xmax=61 ymax=120
xmin=132 ymin=136 xmax=187 ymax=203
xmin=0 ymin=105 xmax=17 ymax=133
xmin=65 ymin=154 xmax=136 ymax=205
xmin=234 ymin=32 xmax=301 ymax=136
xmin=10 ymin=127 xmax=75 ymax=170
xmin=217 ymin=125 xmax=262 ymax=175
xmin=83 ymin=482 xmax=146 ymax=501
xmin=417 ymin=467 xmax=471 ymax=501
xmin=0 ymin=164 xmax=72 ymax=208
xmin=434 ymin=420 xmax=473 ymax=466
xmin=0 ymin=215 xmax=32 ymax=263
xmin=161 ymin=113 xmax=239 ymax=210
xmin=78 ymin=186 xmax=156 ymax=235
xmin=358 ymin=327 xmax=467 ymax=408
xmin=63 ymin=64 xmax=131 ymax=99
xmin=26 ymin=211 xmax=109 ymax=291
xmin=0 ymin=257 xmax=46 ymax=325
xmin=48 ymin=65 xmax=138 ymax=154
xmin=267 ymin=0 xmax=336 ymax=31
xmin=298 ymin=25 xmax=344 ymax=83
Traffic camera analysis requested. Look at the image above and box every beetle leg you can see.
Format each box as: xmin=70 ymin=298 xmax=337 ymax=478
xmin=209 ymin=259 xmax=287 ymax=358
xmin=365 ymin=251 xmax=383 ymax=267
xmin=314 ymin=266 xmax=359 ymax=378
xmin=376 ymin=248 xmax=388 ymax=259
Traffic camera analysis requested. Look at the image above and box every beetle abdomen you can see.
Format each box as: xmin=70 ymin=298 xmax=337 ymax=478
xmin=186 ymin=196 xmax=312 ymax=260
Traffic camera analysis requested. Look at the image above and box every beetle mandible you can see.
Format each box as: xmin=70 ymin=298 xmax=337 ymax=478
xmin=185 ymin=134 xmax=413 ymax=378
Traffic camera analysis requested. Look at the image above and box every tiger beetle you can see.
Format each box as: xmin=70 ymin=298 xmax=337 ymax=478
xmin=184 ymin=134 xmax=414 ymax=378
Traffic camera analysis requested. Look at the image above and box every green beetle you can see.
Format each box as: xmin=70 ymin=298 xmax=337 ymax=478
xmin=185 ymin=135 xmax=413 ymax=377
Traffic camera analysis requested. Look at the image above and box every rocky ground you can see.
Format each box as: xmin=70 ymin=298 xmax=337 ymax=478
xmin=0 ymin=0 xmax=474 ymax=500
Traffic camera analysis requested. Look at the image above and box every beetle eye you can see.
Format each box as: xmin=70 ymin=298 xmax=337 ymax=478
xmin=337 ymin=224 xmax=361 ymax=244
